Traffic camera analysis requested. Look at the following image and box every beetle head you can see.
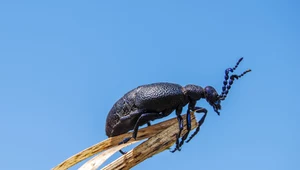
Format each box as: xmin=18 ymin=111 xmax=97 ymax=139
xmin=204 ymin=86 xmax=221 ymax=115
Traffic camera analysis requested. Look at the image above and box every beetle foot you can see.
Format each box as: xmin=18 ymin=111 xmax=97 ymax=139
xmin=119 ymin=149 xmax=127 ymax=155
xmin=170 ymin=134 xmax=181 ymax=153
xmin=119 ymin=137 xmax=132 ymax=145
xmin=170 ymin=145 xmax=181 ymax=153
xmin=147 ymin=121 xmax=151 ymax=126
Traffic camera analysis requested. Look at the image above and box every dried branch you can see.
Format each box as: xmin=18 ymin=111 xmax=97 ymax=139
xmin=52 ymin=112 xmax=199 ymax=170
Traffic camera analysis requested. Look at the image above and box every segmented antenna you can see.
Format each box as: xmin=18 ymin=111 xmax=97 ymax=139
xmin=219 ymin=69 xmax=251 ymax=100
xmin=220 ymin=57 xmax=244 ymax=97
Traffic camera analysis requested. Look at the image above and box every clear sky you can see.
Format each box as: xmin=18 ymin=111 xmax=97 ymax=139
xmin=0 ymin=1 xmax=299 ymax=170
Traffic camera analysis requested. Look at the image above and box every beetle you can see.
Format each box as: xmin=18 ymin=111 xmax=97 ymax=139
xmin=105 ymin=57 xmax=251 ymax=152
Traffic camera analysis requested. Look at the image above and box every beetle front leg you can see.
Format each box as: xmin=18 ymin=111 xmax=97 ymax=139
xmin=171 ymin=102 xmax=196 ymax=153
xmin=186 ymin=107 xmax=208 ymax=143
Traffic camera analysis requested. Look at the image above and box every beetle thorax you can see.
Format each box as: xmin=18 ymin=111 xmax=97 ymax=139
xmin=184 ymin=84 xmax=205 ymax=100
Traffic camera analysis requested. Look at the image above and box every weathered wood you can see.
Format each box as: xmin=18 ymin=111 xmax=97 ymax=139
xmin=101 ymin=113 xmax=198 ymax=170
xmin=52 ymin=111 xmax=200 ymax=170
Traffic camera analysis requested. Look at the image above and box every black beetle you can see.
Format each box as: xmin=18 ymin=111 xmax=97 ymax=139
xmin=105 ymin=57 xmax=251 ymax=152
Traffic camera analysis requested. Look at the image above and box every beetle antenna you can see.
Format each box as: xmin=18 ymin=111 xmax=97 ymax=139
xmin=219 ymin=69 xmax=251 ymax=100
xmin=220 ymin=57 xmax=244 ymax=98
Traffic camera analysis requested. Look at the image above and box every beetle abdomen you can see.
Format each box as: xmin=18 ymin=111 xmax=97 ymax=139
xmin=105 ymin=89 xmax=136 ymax=136
xmin=135 ymin=82 xmax=187 ymax=110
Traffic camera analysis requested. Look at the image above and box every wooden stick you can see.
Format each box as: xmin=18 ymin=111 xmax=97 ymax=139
xmin=78 ymin=141 xmax=139 ymax=170
xmin=52 ymin=112 xmax=198 ymax=170
xmin=101 ymin=112 xmax=198 ymax=170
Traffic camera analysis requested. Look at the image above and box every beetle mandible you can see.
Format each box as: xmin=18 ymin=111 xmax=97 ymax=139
xmin=105 ymin=57 xmax=251 ymax=152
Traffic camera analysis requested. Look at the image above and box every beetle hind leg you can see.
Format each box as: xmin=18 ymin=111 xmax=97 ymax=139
xmin=132 ymin=112 xmax=165 ymax=139
xmin=118 ymin=110 xmax=173 ymax=154
xmin=119 ymin=149 xmax=127 ymax=155
xmin=119 ymin=112 xmax=163 ymax=144
xmin=118 ymin=122 xmax=151 ymax=155
xmin=147 ymin=121 xmax=151 ymax=126
xmin=119 ymin=121 xmax=151 ymax=155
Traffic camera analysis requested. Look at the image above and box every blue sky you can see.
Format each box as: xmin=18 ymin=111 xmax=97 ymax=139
xmin=0 ymin=1 xmax=299 ymax=170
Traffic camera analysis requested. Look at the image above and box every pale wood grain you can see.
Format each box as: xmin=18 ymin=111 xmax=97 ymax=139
xmin=52 ymin=111 xmax=201 ymax=170
xmin=101 ymin=112 xmax=198 ymax=170
xmin=78 ymin=141 xmax=139 ymax=170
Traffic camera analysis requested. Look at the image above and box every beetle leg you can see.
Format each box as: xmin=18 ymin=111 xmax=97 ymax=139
xmin=119 ymin=112 xmax=163 ymax=145
xmin=132 ymin=112 xmax=165 ymax=139
xmin=118 ymin=111 xmax=152 ymax=155
xmin=186 ymin=107 xmax=208 ymax=143
xmin=119 ymin=150 xmax=127 ymax=155
xmin=147 ymin=122 xmax=151 ymax=126
xmin=171 ymin=102 xmax=196 ymax=152
xmin=118 ymin=110 xmax=171 ymax=155
xmin=132 ymin=109 xmax=173 ymax=140
xmin=169 ymin=107 xmax=183 ymax=152
xmin=119 ymin=109 xmax=144 ymax=122
xmin=171 ymin=111 xmax=190 ymax=152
